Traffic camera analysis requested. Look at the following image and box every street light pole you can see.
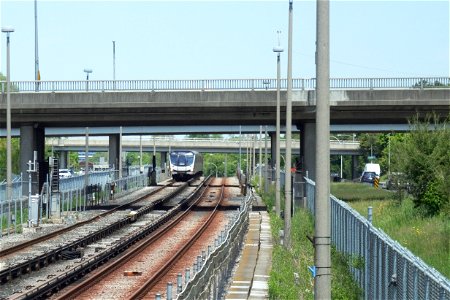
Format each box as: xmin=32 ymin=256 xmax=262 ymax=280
xmin=259 ymin=126 xmax=262 ymax=190
xmin=2 ymin=26 xmax=14 ymax=234
xmin=34 ymin=0 xmax=40 ymax=91
xmin=112 ymin=41 xmax=116 ymax=80
xmin=273 ymin=30 xmax=283 ymax=217
xmin=284 ymin=0 xmax=293 ymax=249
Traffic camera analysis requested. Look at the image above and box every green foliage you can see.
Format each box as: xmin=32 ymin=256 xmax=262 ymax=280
xmin=267 ymin=209 xmax=315 ymax=299
xmin=203 ymin=153 xmax=243 ymax=177
xmin=0 ymin=72 xmax=19 ymax=92
xmin=187 ymin=134 xmax=223 ymax=139
xmin=392 ymin=114 xmax=450 ymax=215
xmin=331 ymin=248 xmax=363 ymax=300
xmin=0 ymin=138 xmax=21 ymax=178
xmin=349 ymin=197 xmax=450 ymax=278
xmin=69 ymin=152 xmax=79 ymax=169
xmin=413 ymin=79 xmax=449 ymax=88
xmin=260 ymin=188 xmax=362 ymax=299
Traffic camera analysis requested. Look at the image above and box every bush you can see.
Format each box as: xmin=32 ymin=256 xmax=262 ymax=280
xmin=392 ymin=114 xmax=450 ymax=216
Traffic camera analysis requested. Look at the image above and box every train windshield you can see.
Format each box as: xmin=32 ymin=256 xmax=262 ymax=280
xmin=170 ymin=152 xmax=195 ymax=166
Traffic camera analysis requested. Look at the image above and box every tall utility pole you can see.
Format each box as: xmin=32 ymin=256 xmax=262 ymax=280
xmin=284 ymin=0 xmax=293 ymax=249
xmin=259 ymin=126 xmax=262 ymax=190
xmin=273 ymin=30 xmax=283 ymax=217
xmin=2 ymin=26 xmax=14 ymax=235
xmin=84 ymin=127 xmax=89 ymax=211
xmin=264 ymin=126 xmax=268 ymax=193
xmin=34 ymin=0 xmax=40 ymax=84
xmin=315 ymin=0 xmax=331 ymax=297
xmin=119 ymin=126 xmax=123 ymax=178
xmin=112 ymin=41 xmax=116 ymax=80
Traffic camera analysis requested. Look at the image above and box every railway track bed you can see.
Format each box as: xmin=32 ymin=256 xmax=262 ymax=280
xmin=0 ymin=177 xmax=246 ymax=299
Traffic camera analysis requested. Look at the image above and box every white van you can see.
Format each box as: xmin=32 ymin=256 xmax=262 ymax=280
xmin=364 ymin=163 xmax=381 ymax=176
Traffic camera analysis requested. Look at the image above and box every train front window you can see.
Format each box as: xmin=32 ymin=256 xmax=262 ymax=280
xmin=170 ymin=152 xmax=194 ymax=166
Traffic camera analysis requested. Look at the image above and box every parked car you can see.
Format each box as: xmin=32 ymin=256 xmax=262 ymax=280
xmin=386 ymin=172 xmax=409 ymax=191
xmin=59 ymin=169 xmax=73 ymax=178
xmin=360 ymin=171 xmax=377 ymax=184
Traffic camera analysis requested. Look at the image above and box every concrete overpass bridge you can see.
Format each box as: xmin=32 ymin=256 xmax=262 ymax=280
xmin=48 ymin=136 xmax=360 ymax=155
xmin=1 ymin=77 xmax=448 ymax=185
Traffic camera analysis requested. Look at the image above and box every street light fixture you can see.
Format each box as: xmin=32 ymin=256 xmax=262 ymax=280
xmin=83 ymin=68 xmax=92 ymax=91
xmin=273 ymin=30 xmax=283 ymax=217
xmin=2 ymin=26 xmax=14 ymax=235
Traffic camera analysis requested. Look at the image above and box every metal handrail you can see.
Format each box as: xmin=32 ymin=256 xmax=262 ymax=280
xmin=1 ymin=77 xmax=449 ymax=92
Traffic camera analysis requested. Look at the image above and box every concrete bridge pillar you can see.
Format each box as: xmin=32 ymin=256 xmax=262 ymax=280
xmin=58 ymin=150 xmax=68 ymax=169
xmin=160 ymin=151 xmax=167 ymax=173
xmin=269 ymin=132 xmax=276 ymax=170
xmin=20 ymin=125 xmax=45 ymax=195
xmin=109 ymin=134 xmax=120 ymax=172
xmin=300 ymin=123 xmax=316 ymax=180
xmin=351 ymin=155 xmax=359 ymax=180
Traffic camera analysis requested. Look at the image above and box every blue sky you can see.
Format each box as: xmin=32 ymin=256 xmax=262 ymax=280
xmin=1 ymin=0 xmax=449 ymax=81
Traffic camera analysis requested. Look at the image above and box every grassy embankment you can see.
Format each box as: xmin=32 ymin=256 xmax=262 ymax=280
xmin=331 ymin=182 xmax=449 ymax=279
xmin=258 ymin=184 xmax=362 ymax=299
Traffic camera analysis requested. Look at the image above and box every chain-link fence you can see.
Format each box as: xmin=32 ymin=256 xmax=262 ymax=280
xmin=305 ymin=177 xmax=450 ymax=300
xmin=0 ymin=168 xmax=165 ymax=236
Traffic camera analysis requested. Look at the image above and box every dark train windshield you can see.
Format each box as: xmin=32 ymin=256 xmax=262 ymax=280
xmin=170 ymin=152 xmax=195 ymax=166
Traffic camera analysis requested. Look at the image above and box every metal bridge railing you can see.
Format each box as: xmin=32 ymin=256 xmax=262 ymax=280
xmin=1 ymin=77 xmax=449 ymax=92
xmin=305 ymin=177 xmax=450 ymax=300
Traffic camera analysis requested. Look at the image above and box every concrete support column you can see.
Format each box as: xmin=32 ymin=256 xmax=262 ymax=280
xmin=301 ymin=123 xmax=316 ymax=180
xmin=109 ymin=134 xmax=120 ymax=173
xmin=269 ymin=132 xmax=276 ymax=170
xmin=160 ymin=151 xmax=167 ymax=173
xmin=20 ymin=125 xmax=45 ymax=194
xmin=352 ymin=155 xmax=359 ymax=180
xmin=20 ymin=125 xmax=35 ymax=195
xmin=58 ymin=150 xmax=68 ymax=169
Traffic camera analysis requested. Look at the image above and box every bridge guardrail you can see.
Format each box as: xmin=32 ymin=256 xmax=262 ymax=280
xmin=304 ymin=177 xmax=450 ymax=300
xmin=1 ymin=77 xmax=449 ymax=92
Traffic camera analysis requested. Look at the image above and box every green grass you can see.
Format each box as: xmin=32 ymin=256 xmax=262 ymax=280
xmin=331 ymin=182 xmax=393 ymax=201
xmin=259 ymin=184 xmax=362 ymax=299
xmin=332 ymin=182 xmax=449 ymax=279
xmin=347 ymin=196 xmax=450 ymax=278
xmin=1 ymin=207 xmax=28 ymax=234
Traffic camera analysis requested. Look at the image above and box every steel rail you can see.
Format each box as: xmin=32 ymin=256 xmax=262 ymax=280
xmin=0 ymin=180 xmax=173 ymax=258
xmin=130 ymin=178 xmax=226 ymax=299
xmin=49 ymin=176 xmax=212 ymax=300
xmin=0 ymin=180 xmax=192 ymax=286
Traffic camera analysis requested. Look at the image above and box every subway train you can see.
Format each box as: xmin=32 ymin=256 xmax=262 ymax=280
xmin=169 ymin=150 xmax=203 ymax=181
